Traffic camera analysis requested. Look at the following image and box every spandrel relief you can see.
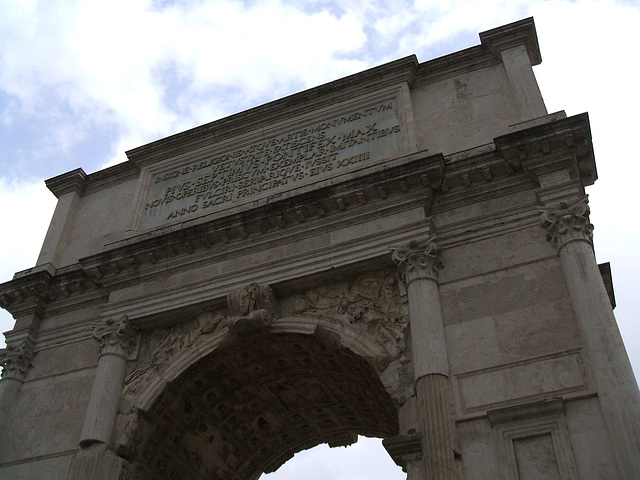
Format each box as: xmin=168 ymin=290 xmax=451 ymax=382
xmin=295 ymin=271 xmax=409 ymax=358
xmin=118 ymin=309 xmax=227 ymax=450
xmin=123 ymin=312 xmax=225 ymax=387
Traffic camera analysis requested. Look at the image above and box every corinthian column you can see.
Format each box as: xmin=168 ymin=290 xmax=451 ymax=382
xmin=541 ymin=196 xmax=640 ymax=479
xmin=79 ymin=315 xmax=138 ymax=447
xmin=0 ymin=343 xmax=33 ymax=429
xmin=393 ymin=237 xmax=459 ymax=480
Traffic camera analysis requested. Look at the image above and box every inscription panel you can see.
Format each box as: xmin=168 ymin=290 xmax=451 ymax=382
xmin=138 ymin=96 xmax=405 ymax=230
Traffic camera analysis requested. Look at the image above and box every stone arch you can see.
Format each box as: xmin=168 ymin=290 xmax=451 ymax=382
xmin=118 ymin=327 xmax=402 ymax=480
xmin=123 ymin=310 xmax=411 ymax=416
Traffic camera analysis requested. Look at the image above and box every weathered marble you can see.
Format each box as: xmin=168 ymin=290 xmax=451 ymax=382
xmin=1 ymin=17 xmax=638 ymax=480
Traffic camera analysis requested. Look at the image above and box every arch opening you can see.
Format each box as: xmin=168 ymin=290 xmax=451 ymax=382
xmin=128 ymin=331 xmax=400 ymax=480
xmin=260 ymin=436 xmax=405 ymax=480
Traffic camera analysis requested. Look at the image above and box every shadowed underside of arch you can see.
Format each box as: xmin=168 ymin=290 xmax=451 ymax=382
xmin=130 ymin=332 xmax=399 ymax=480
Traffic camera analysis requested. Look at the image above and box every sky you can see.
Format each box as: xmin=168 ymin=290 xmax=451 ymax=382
xmin=1 ymin=0 xmax=639 ymax=478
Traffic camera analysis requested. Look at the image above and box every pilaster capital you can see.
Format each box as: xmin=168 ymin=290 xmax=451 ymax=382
xmin=540 ymin=196 xmax=593 ymax=250
xmin=392 ymin=237 xmax=441 ymax=296
xmin=0 ymin=342 xmax=34 ymax=382
xmin=92 ymin=315 xmax=138 ymax=358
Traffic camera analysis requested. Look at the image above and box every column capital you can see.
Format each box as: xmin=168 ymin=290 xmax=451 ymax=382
xmin=540 ymin=195 xmax=593 ymax=250
xmin=392 ymin=237 xmax=441 ymax=295
xmin=92 ymin=315 xmax=138 ymax=359
xmin=0 ymin=342 xmax=34 ymax=382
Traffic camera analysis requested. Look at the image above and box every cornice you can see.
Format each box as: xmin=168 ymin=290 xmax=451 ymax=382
xmin=0 ymin=265 xmax=55 ymax=317
xmin=413 ymin=45 xmax=501 ymax=89
xmin=480 ymin=16 xmax=541 ymax=65
xmin=123 ymin=18 xmax=541 ymax=171
xmin=44 ymin=162 xmax=141 ymax=199
xmin=495 ymin=112 xmax=596 ymax=187
xmin=81 ymin=156 xmax=444 ymax=293
xmin=45 ymin=168 xmax=87 ymax=198
xmin=0 ymin=263 xmax=105 ymax=317
xmin=82 ymin=161 xmax=141 ymax=196
xmin=82 ymin=150 xmax=444 ymax=273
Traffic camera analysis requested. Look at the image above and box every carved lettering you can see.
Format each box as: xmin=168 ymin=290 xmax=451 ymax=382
xmin=140 ymin=99 xmax=404 ymax=229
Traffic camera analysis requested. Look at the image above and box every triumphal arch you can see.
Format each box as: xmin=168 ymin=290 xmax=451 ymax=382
xmin=1 ymin=18 xmax=639 ymax=479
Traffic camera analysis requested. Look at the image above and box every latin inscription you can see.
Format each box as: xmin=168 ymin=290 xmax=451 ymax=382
xmin=140 ymin=99 xmax=403 ymax=229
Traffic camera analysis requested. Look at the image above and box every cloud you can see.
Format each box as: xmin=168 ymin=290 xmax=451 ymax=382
xmin=0 ymin=0 xmax=372 ymax=171
xmin=530 ymin=0 xmax=640 ymax=377
xmin=263 ymin=437 xmax=402 ymax=479
xmin=0 ymin=176 xmax=56 ymax=346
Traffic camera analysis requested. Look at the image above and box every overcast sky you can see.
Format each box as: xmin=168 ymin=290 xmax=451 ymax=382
xmin=1 ymin=0 xmax=639 ymax=478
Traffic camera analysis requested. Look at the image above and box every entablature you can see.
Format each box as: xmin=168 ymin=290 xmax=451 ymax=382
xmin=0 ymin=113 xmax=595 ymax=321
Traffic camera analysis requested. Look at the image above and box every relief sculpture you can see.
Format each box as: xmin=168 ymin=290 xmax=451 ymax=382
xmin=118 ymin=282 xmax=279 ymax=455
xmin=295 ymin=271 xmax=409 ymax=358
xmin=226 ymin=283 xmax=279 ymax=334
xmin=117 ymin=309 xmax=227 ymax=456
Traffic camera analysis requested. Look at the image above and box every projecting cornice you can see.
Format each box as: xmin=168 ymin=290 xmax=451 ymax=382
xmin=495 ymin=112 xmax=596 ymax=188
xmin=480 ymin=16 xmax=542 ymax=66
xmin=45 ymin=168 xmax=87 ymax=198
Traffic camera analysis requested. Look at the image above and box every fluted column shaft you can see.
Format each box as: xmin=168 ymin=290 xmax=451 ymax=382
xmin=393 ymin=237 xmax=459 ymax=480
xmin=542 ymin=197 xmax=640 ymax=479
xmin=79 ymin=316 xmax=137 ymax=447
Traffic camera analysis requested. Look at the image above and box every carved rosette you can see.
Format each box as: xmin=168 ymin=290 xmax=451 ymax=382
xmin=541 ymin=196 xmax=594 ymax=249
xmin=0 ymin=343 xmax=34 ymax=381
xmin=92 ymin=315 xmax=138 ymax=358
xmin=392 ymin=237 xmax=441 ymax=296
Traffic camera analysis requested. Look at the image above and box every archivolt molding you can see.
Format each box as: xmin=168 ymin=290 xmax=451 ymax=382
xmin=120 ymin=309 xmax=229 ymax=414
